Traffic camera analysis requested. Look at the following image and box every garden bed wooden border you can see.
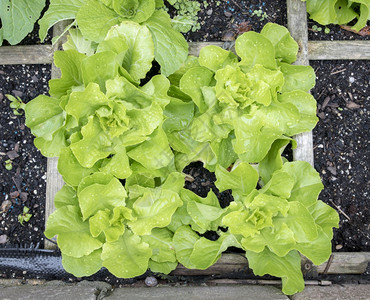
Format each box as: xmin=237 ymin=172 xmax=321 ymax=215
xmin=0 ymin=0 xmax=368 ymax=277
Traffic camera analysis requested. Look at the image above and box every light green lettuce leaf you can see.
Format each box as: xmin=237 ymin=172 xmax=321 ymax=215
xmin=144 ymin=10 xmax=188 ymax=76
xmin=45 ymin=205 xmax=103 ymax=257
xmin=148 ymin=260 xmax=177 ymax=274
xmin=260 ymin=170 xmax=295 ymax=199
xmin=76 ymin=0 xmax=122 ymax=42
xmin=180 ymin=66 xmax=214 ymax=113
xmin=189 ymin=233 xmax=240 ymax=269
xmin=181 ymin=189 xmax=225 ymax=233
xmin=54 ymin=184 xmax=78 ymax=208
xmin=111 ymin=0 xmax=155 ymax=23
xmin=279 ymin=62 xmax=316 ymax=93
xmin=33 ymin=127 xmax=68 ymax=157
xmin=305 ymin=0 xmax=337 ymax=24
xmin=102 ymin=229 xmax=151 ymax=277
xmin=103 ymin=21 xmax=155 ymax=82
xmin=274 ymin=201 xmax=318 ymax=243
xmin=127 ymin=126 xmax=173 ymax=170
xmin=81 ymin=51 xmax=118 ymax=93
xmin=280 ymin=161 xmax=324 ymax=207
xmin=199 ymin=45 xmax=238 ymax=72
xmin=258 ymin=137 xmax=295 ymax=185
xmin=163 ymin=98 xmax=194 ymax=133
xmin=246 ymin=248 xmax=304 ymax=295
xmin=241 ymin=223 xmax=295 ymax=256
xmin=99 ymin=145 xmax=132 ymax=179
xmin=127 ymin=188 xmax=182 ymax=235
xmin=65 ymin=82 xmax=108 ymax=125
xmin=173 ymin=225 xmax=199 ymax=269
xmin=260 ymin=23 xmax=298 ymax=64
xmin=25 ymin=95 xmax=65 ymax=141
xmin=210 ymin=135 xmax=238 ymax=169
xmin=278 ymin=91 xmax=318 ymax=136
xmin=140 ymin=75 xmax=171 ymax=108
xmin=308 ymin=200 xmax=339 ymax=239
xmin=0 ymin=0 xmax=45 ymax=45
xmin=62 ymin=249 xmax=102 ymax=277
xmin=49 ymin=50 xmax=86 ymax=98
xmin=58 ymin=146 xmax=99 ymax=187
xmin=236 ymin=31 xmax=277 ymax=72
xmin=215 ymin=162 xmax=259 ymax=202
xmin=141 ymin=228 xmax=176 ymax=263
xmin=351 ymin=2 xmax=370 ymax=32
xmin=70 ymin=116 xmax=113 ymax=168
xmin=168 ymin=56 xmax=200 ymax=87
xmin=63 ymin=28 xmax=96 ymax=56
xmin=77 ymin=172 xmax=127 ymax=220
xmin=38 ymin=0 xmax=85 ymax=41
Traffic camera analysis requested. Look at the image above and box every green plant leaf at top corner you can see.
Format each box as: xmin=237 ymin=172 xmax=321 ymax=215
xmin=260 ymin=23 xmax=298 ymax=64
xmin=351 ymin=3 xmax=370 ymax=32
xmin=246 ymin=248 xmax=305 ymax=295
xmin=38 ymin=0 xmax=85 ymax=42
xmin=0 ymin=0 xmax=45 ymax=45
xmin=76 ymin=0 xmax=122 ymax=43
xmin=104 ymin=21 xmax=155 ymax=82
xmin=235 ymin=31 xmax=277 ymax=71
xmin=199 ymin=45 xmax=238 ymax=72
xmin=144 ymin=10 xmax=188 ymax=76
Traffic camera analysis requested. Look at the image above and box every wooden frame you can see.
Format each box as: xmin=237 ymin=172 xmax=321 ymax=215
xmin=0 ymin=0 xmax=369 ymax=276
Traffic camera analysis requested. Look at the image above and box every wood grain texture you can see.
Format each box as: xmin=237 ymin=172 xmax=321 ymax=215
xmin=44 ymin=21 xmax=70 ymax=250
xmin=0 ymin=45 xmax=53 ymax=65
xmin=309 ymin=41 xmax=370 ymax=60
xmin=286 ymin=0 xmax=314 ymax=166
xmin=170 ymin=252 xmax=369 ymax=276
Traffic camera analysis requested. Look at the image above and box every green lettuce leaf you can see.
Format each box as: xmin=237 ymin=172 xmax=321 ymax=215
xmin=102 ymin=229 xmax=152 ymax=277
xmin=77 ymin=172 xmax=127 ymax=220
xmin=0 ymin=0 xmax=45 ymax=45
xmin=45 ymin=205 xmax=102 ymax=257
xmin=246 ymin=249 xmax=305 ymax=295
xmin=144 ymin=10 xmax=188 ymax=76
xmin=62 ymin=249 xmax=102 ymax=277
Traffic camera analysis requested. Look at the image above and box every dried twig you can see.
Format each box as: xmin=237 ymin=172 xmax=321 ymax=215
xmin=329 ymin=199 xmax=351 ymax=221
xmin=330 ymin=68 xmax=346 ymax=75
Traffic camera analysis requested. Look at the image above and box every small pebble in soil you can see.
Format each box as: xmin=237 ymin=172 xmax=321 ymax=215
xmin=349 ymin=76 xmax=355 ymax=83
xmin=144 ymin=276 xmax=158 ymax=287
xmin=0 ymin=234 xmax=9 ymax=244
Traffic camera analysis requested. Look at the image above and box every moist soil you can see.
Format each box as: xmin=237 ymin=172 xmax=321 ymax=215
xmin=0 ymin=0 xmax=369 ymax=283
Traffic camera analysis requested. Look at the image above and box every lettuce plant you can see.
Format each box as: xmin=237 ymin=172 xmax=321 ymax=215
xmin=303 ymin=0 xmax=370 ymax=32
xmin=38 ymin=0 xmax=188 ymax=76
xmin=23 ymin=22 xmax=339 ymax=295
xmin=167 ymin=23 xmax=318 ymax=170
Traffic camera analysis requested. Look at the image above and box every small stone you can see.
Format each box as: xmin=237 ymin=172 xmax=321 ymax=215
xmin=327 ymin=166 xmax=337 ymax=176
xmin=0 ymin=234 xmax=8 ymax=244
xmin=145 ymin=276 xmax=158 ymax=287
xmin=6 ymin=150 xmax=19 ymax=160
xmin=206 ymin=9 xmax=213 ymax=15
xmin=336 ymin=244 xmax=343 ymax=250
xmin=1 ymin=200 xmax=12 ymax=213
xmin=224 ymin=11 xmax=232 ymax=18
xmin=348 ymin=76 xmax=355 ymax=83
xmin=11 ymin=90 xmax=23 ymax=98
xmin=346 ymin=101 xmax=360 ymax=109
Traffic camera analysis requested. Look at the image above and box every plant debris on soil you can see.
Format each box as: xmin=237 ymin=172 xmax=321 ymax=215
xmin=311 ymin=60 xmax=369 ymax=252
xmin=0 ymin=65 xmax=50 ymax=248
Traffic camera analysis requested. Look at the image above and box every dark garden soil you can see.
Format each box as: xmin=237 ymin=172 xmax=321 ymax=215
xmin=0 ymin=0 xmax=369 ymax=283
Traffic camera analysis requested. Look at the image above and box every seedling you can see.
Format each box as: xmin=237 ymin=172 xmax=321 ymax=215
xmin=5 ymin=159 xmax=13 ymax=171
xmin=18 ymin=206 xmax=32 ymax=226
xmin=6 ymin=94 xmax=25 ymax=115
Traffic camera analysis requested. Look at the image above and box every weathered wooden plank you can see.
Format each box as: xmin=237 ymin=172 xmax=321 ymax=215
xmin=0 ymin=40 xmax=368 ymax=67
xmin=44 ymin=21 xmax=69 ymax=250
xmin=308 ymin=41 xmax=370 ymax=60
xmin=0 ymin=45 xmax=53 ymax=65
xmin=171 ymin=252 xmax=369 ymax=276
xmin=316 ymin=252 xmax=370 ymax=274
xmin=286 ymin=0 xmax=314 ymax=166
